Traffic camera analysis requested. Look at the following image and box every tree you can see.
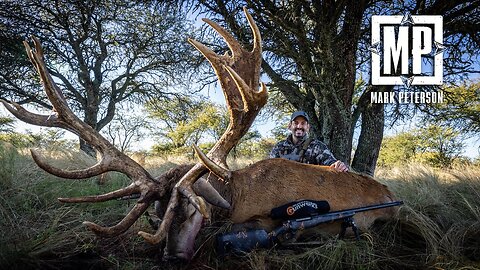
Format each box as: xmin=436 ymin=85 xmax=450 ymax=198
xmin=378 ymin=125 xmax=464 ymax=168
xmin=231 ymin=130 xmax=261 ymax=159
xmin=417 ymin=126 xmax=465 ymax=167
xmin=378 ymin=131 xmax=420 ymax=167
xmin=0 ymin=115 xmax=40 ymax=147
xmin=207 ymin=106 xmax=229 ymax=142
xmin=35 ymin=129 xmax=77 ymax=150
xmin=193 ymin=0 xmax=480 ymax=174
xmin=425 ymin=81 xmax=480 ymax=134
xmin=0 ymin=1 xmax=195 ymax=156
xmin=147 ymin=95 xmax=224 ymax=154
xmin=0 ymin=116 xmax=15 ymax=133
xmin=102 ymin=105 xmax=151 ymax=153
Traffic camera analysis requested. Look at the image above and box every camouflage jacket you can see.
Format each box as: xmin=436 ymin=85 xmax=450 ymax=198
xmin=269 ymin=134 xmax=337 ymax=166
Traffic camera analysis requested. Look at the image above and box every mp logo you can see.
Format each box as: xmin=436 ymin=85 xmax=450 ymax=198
xmin=371 ymin=13 xmax=444 ymax=87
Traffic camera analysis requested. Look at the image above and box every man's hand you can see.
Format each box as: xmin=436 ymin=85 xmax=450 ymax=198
xmin=330 ymin=160 xmax=349 ymax=172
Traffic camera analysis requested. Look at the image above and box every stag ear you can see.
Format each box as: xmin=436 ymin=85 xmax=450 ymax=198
xmin=193 ymin=145 xmax=231 ymax=181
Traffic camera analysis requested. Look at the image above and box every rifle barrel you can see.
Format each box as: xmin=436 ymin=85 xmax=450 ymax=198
xmin=281 ymin=201 xmax=403 ymax=233
xmin=328 ymin=201 xmax=403 ymax=215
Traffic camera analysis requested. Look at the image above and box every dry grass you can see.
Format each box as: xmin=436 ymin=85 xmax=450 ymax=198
xmin=375 ymin=164 xmax=480 ymax=269
xmin=1 ymin=145 xmax=479 ymax=269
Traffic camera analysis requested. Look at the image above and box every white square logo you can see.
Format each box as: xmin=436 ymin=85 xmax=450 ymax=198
xmin=371 ymin=13 xmax=444 ymax=87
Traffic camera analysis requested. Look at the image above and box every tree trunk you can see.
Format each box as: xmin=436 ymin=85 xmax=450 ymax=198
xmin=351 ymin=102 xmax=384 ymax=176
xmin=80 ymin=138 xmax=96 ymax=158
xmin=308 ymin=0 xmax=364 ymax=165
xmin=80 ymin=93 xmax=100 ymax=157
xmin=320 ymin=105 xmax=353 ymax=164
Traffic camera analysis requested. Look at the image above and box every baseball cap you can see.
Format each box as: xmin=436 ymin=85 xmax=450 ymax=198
xmin=290 ymin=111 xmax=310 ymax=122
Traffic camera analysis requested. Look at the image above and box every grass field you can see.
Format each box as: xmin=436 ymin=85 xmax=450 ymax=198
xmin=1 ymin=142 xmax=479 ymax=269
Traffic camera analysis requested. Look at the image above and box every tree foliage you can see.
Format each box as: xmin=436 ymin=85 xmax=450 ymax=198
xmin=425 ymin=81 xmax=480 ymax=135
xmin=102 ymin=106 xmax=151 ymax=153
xmin=0 ymin=116 xmax=15 ymax=133
xmin=0 ymin=0 xmax=196 ymax=155
xmin=147 ymin=96 xmax=224 ymax=154
xmin=0 ymin=116 xmax=40 ymax=147
xmin=233 ymin=136 xmax=275 ymax=160
xmin=378 ymin=125 xmax=465 ymax=168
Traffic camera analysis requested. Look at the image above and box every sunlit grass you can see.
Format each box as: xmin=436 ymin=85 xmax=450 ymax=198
xmin=375 ymin=164 xmax=480 ymax=269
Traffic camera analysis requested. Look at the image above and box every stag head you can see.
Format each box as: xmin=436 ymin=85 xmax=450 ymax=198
xmin=1 ymin=7 xmax=267 ymax=258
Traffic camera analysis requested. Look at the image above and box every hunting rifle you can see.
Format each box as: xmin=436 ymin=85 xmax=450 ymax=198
xmin=216 ymin=200 xmax=403 ymax=255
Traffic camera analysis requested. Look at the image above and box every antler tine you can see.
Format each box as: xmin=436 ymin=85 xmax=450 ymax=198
xmin=0 ymin=99 xmax=77 ymax=134
xmin=24 ymin=38 xmax=70 ymax=118
xmin=138 ymin=187 xmax=208 ymax=245
xmin=83 ymin=202 xmax=150 ymax=237
xmin=202 ymin=18 xmax=244 ymax=58
xmin=243 ymin=7 xmax=262 ymax=55
xmin=223 ymin=65 xmax=268 ymax=112
xmin=258 ymin=82 xmax=268 ymax=101
xmin=138 ymin=188 xmax=180 ymax=244
xmin=58 ymin=183 xmax=140 ymax=203
xmin=31 ymin=149 xmax=110 ymax=179
xmin=193 ymin=144 xmax=231 ymax=180
xmin=223 ymin=65 xmax=252 ymax=112
xmin=188 ymin=38 xmax=223 ymax=76
xmin=31 ymin=36 xmax=45 ymax=59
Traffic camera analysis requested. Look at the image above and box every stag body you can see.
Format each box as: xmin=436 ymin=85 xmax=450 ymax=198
xmin=227 ymin=159 xmax=395 ymax=231
xmin=164 ymin=155 xmax=397 ymax=259
xmin=194 ymin=150 xmax=397 ymax=237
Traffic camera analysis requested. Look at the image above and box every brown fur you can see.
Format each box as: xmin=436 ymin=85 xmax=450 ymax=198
xmin=226 ymin=159 xmax=396 ymax=234
xmin=157 ymin=159 xmax=397 ymax=258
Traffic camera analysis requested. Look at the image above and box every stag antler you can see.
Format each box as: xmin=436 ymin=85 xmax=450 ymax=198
xmin=2 ymin=7 xmax=267 ymax=247
xmin=1 ymin=36 xmax=175 ymax=236
xmin=137 ymin=7 xmax=268 ymax=244
xmin=1 ymin=38 xmax=224 ymax=237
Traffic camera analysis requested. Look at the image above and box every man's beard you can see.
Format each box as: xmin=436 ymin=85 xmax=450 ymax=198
xmin=293 ymin=129 xmax=306 ymax=139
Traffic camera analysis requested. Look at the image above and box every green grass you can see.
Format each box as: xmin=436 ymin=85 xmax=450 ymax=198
xmin=0 ymin=143 xmax=157 ymax=269
xmin=1 ymin=144 xmax=479 ymax=269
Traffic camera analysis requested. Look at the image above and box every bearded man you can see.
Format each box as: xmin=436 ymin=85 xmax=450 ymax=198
xmin=269 ymin=111 xmax=348 ymax=172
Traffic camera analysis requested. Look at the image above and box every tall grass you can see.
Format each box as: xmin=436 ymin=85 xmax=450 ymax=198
xmin=375 ymin=164 xmax=480 ymax=269
xmin=0 ymin=143 xmax=162 ymax=269
xmin=1 ymin=145 xmax=479 ymax=269
xmin=0 ymin=143 xmax=17 ymax=189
